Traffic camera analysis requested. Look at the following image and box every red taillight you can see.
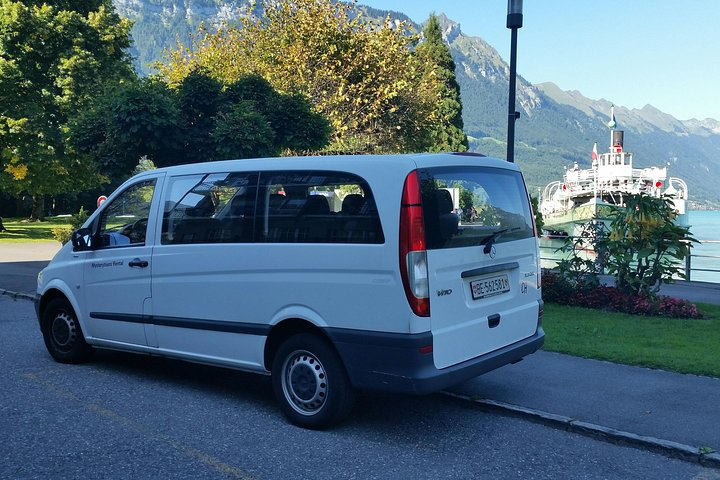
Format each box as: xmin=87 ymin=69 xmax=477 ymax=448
xmin=400 ymin=171 xmax=430 ymax=317
xmin=655 ymin=181 xmax=663 ymax=188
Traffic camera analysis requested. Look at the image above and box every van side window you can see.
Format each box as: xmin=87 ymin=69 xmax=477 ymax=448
xmin=162 ymin=172 xmax=258 ymax=244
xmin=259 ymin=171 xmax=384 ymax=244
xmin=97 ymin=180 xmax=157 ymax=248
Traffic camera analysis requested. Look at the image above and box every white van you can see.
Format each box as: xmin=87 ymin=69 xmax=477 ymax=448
xmin=36 ymin=153 xmax=544 ymax=428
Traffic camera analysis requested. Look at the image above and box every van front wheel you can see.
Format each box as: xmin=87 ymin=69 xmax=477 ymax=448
xmin=272 ymin=334 xmax=355 ymax=429
xmin=42 ymin=298 xmax=93 ymax=364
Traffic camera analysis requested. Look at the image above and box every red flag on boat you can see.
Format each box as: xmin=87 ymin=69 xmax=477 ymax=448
xmin=591 ymin=143 xmax=598 ymax=160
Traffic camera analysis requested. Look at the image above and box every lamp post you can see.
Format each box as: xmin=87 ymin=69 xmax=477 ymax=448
xmin=506 ymin=0 xmax=523 ymax=163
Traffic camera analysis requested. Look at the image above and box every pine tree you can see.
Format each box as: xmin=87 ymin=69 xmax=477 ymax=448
xmin=416 ymin=14 xmax=469 ymax=152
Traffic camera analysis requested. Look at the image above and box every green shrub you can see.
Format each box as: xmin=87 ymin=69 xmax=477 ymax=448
xmin=553 ymin=194 xmax=696 ymax=297
xmin=554 ymin=219 xmax=608 ymax=291
xmin=605 ymin=194 xmax=696 ymax=295
xmin=51 ymin=207 xmax=90 ymax=244
xmin=71 ymin=207 xmax=89 ymax=230
xmin=51 ymin=226 xmax=73 ymax=244
xmin=544 ymin=194 xmax=700 ymax=316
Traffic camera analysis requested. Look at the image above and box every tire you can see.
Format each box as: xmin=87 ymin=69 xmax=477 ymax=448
xmin=41 ymin=298 xmax=93 ymax=364
xmin=271 ymin=333 xmax=355 ymax=429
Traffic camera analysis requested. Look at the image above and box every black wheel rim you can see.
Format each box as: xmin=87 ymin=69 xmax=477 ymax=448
xmin=50 ymin=311 xmax=76 ymax=352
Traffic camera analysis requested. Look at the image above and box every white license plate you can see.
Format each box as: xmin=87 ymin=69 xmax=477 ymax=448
xmin=470 ymin=274 xmax=510 ymax=300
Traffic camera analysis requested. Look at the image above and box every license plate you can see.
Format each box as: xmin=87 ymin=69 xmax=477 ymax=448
xmin=470 ymin=274 xmax=510 ymax=300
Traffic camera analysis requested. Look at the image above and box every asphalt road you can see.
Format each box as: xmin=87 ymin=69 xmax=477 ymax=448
xmin=0 ymin=242 xmax=61 ymax=297
xmin=2 ymin=296 xmax=716 ymax=480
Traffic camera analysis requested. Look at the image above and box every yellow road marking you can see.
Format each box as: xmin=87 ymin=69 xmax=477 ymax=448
xmin=22 ymin=372 xmax=255 ymax=480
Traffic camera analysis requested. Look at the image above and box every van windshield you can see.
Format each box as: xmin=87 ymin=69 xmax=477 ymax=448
xmin=418 ymin=166 xmax=534 ymax=250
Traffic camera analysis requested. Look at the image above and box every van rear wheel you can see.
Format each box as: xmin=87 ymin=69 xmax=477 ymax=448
xmin=272 ymin=333 xmax=355 ymax=429
xmin=41 ymin=298 xmax=93 ymax=364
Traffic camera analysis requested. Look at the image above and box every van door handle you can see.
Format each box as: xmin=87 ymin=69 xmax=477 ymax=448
xmin=128 ymin=258 xmax=149 ymax=268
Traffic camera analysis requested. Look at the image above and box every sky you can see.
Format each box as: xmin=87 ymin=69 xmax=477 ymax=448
xmin=358 ymin=0 xmax=720 ymax=121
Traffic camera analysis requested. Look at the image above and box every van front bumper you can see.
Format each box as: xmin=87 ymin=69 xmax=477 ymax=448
xmin=327 ymin=327 xmax=545 ymax=395
xmin=33 ymin=294 xmax=41 ymax=323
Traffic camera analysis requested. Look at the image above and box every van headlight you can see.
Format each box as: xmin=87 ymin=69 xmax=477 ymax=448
xmin=37 ymin=270 xmax=44 ymax=289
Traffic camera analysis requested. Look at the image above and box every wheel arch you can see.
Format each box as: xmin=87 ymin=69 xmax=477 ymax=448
xmin=38 ymin=288 xmax=72 ymax=324
xmin=264 ymin=318 xmax=336 ymax=372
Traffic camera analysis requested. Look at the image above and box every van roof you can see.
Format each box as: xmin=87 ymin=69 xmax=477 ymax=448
xmin=128 ymin=152 xmax=521 ymax=182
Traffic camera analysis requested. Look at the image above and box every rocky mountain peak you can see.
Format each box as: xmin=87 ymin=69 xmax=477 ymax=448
xmin=434 ymin=13 xmax=461 ymax=43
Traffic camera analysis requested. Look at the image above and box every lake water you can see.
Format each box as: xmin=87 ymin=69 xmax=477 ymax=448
xmin=686 ymin=210 xmax=720 ymax=283
xmin=539 ymin=210 xmax=720 ymax=284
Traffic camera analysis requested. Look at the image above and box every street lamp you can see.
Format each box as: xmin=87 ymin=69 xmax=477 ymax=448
xmin=506 ymin=0 xmax=523 ymax=163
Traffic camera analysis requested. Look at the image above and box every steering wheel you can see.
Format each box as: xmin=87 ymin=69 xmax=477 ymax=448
xmin=128 ymin=218 xmax=148 ymax=244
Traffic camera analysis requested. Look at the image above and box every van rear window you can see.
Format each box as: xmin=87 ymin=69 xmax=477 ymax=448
xmin=418 ymin=166 xmax=534 ymax=250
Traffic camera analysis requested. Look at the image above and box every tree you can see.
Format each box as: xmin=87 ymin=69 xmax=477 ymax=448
xmin=160 ymin=0 xmax=437 ymax=154
xmin=224 ymin=75 xmax=332 ymax=155
xmin=0 ymin=0 xmax=134 ymax=219
xmin=414 ymin=14 xmax=468 ymax=152
xmin=175 ymin=70 xmax=225 ymax=164
xmin=69 ymin=77 xmax=181 ymax=182
xmin=71 ymin=72 xmax=330 ymax=182
xmin=530 ymin=195 xmax=544 ymax=236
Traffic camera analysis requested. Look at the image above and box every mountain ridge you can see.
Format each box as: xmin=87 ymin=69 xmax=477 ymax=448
xmin=536 ymin=82 xmax=718 ymax=136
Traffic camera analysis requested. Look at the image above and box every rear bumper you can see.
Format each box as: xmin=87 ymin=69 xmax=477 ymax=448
xmin=328 ymin=327 xmax=545 ymax=395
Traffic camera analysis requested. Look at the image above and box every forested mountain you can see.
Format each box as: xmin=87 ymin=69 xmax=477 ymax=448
xmin=112 ymin=0 xmax=720 ymax=206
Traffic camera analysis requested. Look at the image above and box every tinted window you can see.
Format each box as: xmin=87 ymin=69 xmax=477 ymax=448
xmin=419 ymin=166 xmax=534 ymax=249
xmin=97 ymin=180 xmax=156 ymax=248
xmin=258 ymin=171 xmax=384 ymax=244
xmin=162 ymin=172 xmax=258 ymax=244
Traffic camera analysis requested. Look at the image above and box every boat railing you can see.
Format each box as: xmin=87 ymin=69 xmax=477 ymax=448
xmin=542 ymin=181 xmax=563 ymax=200
xmin=546 ymin=169 xmax=671 ymax=203
xmin=668 ymin=177 xmax=689 ymax=199
xmin=539 ymin=237 xmax=720 ymax=284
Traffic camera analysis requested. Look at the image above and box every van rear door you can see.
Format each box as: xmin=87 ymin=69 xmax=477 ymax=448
xmin=418 ymin=166 xmax=541 ymax=369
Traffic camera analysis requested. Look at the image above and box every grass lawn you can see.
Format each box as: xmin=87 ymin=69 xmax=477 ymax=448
xmin=543 ymin=302 xmax=720 ymax=378
xmin=0 ymin=217 xmax=72 ymax=243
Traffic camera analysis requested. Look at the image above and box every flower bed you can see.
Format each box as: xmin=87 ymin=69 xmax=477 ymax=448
xmin=542 ymin=273 xmax=703 ymax=319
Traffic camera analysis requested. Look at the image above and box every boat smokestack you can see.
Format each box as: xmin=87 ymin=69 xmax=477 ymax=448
xmin=612 ymin=130 xmax=624 ymax=150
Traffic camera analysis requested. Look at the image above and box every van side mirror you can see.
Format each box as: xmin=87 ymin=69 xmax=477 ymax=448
xmin=71 ymin=227 xmax=93 ymax=252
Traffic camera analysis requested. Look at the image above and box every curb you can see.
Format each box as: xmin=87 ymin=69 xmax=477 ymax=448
xmin=442 ymin=391 xmax=720 ymax=469
xmin=0 ymin=289 xmax=35 ymax=302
